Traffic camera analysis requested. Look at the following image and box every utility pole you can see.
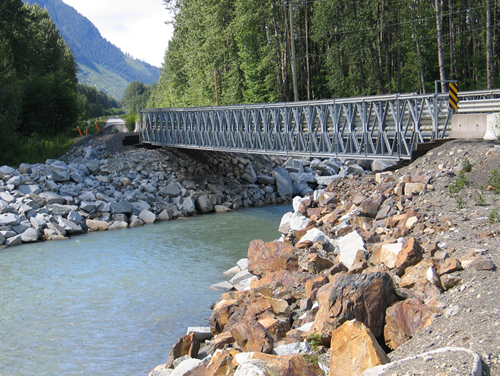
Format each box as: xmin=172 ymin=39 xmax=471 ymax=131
xmin=289 ymin=1 xmax=299 ymax=102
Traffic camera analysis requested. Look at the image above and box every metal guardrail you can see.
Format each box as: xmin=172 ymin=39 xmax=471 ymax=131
xmin=139 ymin=90 xmax=499 ymax=160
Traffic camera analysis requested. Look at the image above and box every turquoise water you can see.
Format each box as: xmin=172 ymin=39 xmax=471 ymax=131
xmin=0 ymin=206 xmax=290 ymax=376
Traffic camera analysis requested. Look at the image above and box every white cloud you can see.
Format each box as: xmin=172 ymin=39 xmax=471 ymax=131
xmin=62 ymin=0 xmax=173 ymax=67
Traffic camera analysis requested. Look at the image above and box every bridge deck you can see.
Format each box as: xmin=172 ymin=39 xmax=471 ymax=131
xmin=139 ymin=90 xmax=500 ymax=160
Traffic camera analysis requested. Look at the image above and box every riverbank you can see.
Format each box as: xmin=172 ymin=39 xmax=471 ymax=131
xmin=0 ymin=133 xmax=393 ymax=248
xmin=149 ymin=139 xmax=500 ymax=376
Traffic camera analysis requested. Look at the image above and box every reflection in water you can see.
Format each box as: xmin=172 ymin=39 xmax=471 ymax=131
xmin=0 ymin=206 xmax=290 ymax=376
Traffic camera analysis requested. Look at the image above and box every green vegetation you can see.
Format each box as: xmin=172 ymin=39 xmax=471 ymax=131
xmin=488 ymin=209 xmax=499 ymax=224
xmin=476 ymin=191 xmax=486 ymax=206
xmin=456 ymin=195 xmax=466 ymax=210
xmin=487 ymin=170 xmax=500 ymax=194
xmin=154 ymin=0 xmax=500 ymax=107
xmin=449 ymin=171 xmax=470 ymax=194
xmin=461 ymin=158 xmax=473 ymax=173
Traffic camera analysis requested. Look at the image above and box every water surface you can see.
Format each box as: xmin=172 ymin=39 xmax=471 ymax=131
xmin=0 ymin=205 xmax=290 ymax=375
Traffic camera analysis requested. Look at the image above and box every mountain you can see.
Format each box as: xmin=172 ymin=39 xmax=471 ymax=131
xmin=22 ymin=0 xmax=161 ymax=99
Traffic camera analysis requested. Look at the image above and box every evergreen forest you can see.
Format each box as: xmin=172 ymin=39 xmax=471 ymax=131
xmin=0 ymin=0 xmax=123 ymax=166
xmin=152 ymin=0 xmax=499 ymax=107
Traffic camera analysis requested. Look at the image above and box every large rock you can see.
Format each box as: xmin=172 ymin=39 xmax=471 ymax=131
xmin=180 ymin=197 xmax=197 ymax=215
xmin=0 ymin=213 xmax=21 ymax=226
xmin=230 ymin=318 xmax=274 ymax=354
xmin=241 ymin=163 xmax=257 ymax=183
xmin=195 ymin=195 xmax=214 ymax=214
xmin=330 ymin=320 xmax=389 ymax=376
xmin=248 ymin=240 xmax=299 ymax=278
xmin=161 ymin=182 xmax=183 ymax=197
xmin=183 ymin=349 xmax=239 ymax=376
xmin=0 ymin=165 xmax=15 ymax=179
xmin=312 ymin=272 xmax=396 ymax=339
xmin=273 ymin=168 xmax=293 ymax=198
xmin=384 ymin=298 xmax=433 ymax=350
xmin=110 ymin=200 xmax=133 ymax=214
xmin=5 ymin=234 xmax=22 ymax=247
xmin=17 ymin=184 xmax=40 ymax=195
xmin=165 ymin=333 xmax=200 ymax=369
xmin=336 ymin=231 xmax=366 ymax=270
xmin=86 ymin=219 xmax=110 ymax=231
xmin=21 ymin=228 xmax=39 ymax=243
xmin=289 ymin=211 xmax=312 ymax=231
xmin=264 ymin=354 xmax=323 ymax=375
xmin=139 ymin=209 xmax=156 ymax=224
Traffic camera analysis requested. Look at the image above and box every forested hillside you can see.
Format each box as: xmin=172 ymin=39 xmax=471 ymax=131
xmin=22 ymin=0 xmax=160 ymax=99
xmin=153 ymin=0 xmax=499 ymax=108
xmin=0 ymin=0 xmax=79 ymax=165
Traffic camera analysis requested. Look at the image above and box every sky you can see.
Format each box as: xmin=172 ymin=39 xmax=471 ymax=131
xmin=62 ymin=0 xmax=174 ymax=67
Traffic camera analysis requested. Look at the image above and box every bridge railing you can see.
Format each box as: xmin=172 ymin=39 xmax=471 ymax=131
xmin=140 ymin=92 xmax=453 ymax=160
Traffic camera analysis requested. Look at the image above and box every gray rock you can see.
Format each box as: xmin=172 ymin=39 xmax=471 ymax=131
xmin=182 ymin=180 xmax=196 ymax=190
xmin=79 ymin=192 xmax=96 ymax=201
xmin=0 ymin=233 xmax=4 ymax=245
xmin=237 ymin=258 xmax=248 ymax=271
xmin=80 ymin=201 xmax=96 ymax=213
xmin=234 ymin=361 xmax=266 ymax=376
xmin=229 ymin=270 xmax=257 ymax=291
xmin=50 ymin=166 xmax=70 ymax=182
xmin=17 ymin=184 xmax=40 ymax=195
xmin=0 ymin=199 xmax=13 ymax=214
xmin=0 ymin=165 xmax=15 ymax=179
xmin=371 ymin=159 xmax=398 ymax=172
xmin=195 ymin=195 xmax=214 ymax=214
xmin=5 ymin=234 xmax=22 ymax=247
xmin=289 ymin=172 xmax=316 ymax=183
xmin=21 ymin=228 xmax=39 ymax=243
xmin=160 ymin=182 xmax=182 ymax=197
xmin=289 ymin=211 xmax=312 ymax=231
xmin=273 ymin=342 xmax=309 ymax=356
xmin=241 ymin=163 xmax=257 ymax=183
xmin=46 ymin=204 xmax=73 ymax=216
xmin=1 ymin=230 xmax=17 ymax=238
xmin=139 ymin=209 xmax=156 ymax=224
xmin=84 ymin=147 xmax=98 ymax=160
xmin=210 ymin=281 xmax=234 ymax=291
xmin=129 ymin=217 xmax=144 ymax=228
xmin=39 ymin=192 xmax=65 ymax=205
xmin=316 ymin=176 xmax=341 ymax=186
xmin=0 ymin=213 xmax=21 ymax=227
xmin=273 ymin=168 xmax=293 ymax=198
xmin=171 ymin=358 xmax=201 ymax=376
xmin=180 ymin=197 xmax=196 ymax=215
xmin=18 ymin=163 xmax=32 ymax=174
xmin=85 ymin=160 xmax=100 ymax=175
xmin=110 ymin=200 xmax=133 ymax=214
xmin=283 ymin=158 xmax=304 ymax=173
xmin=108 ymin=221 xmax=128 ymax=230
xmin=12 ymin=222 xmax=30 ymax=234
xmin=58 ymin=218 xmax=84 ymax=234
xmin=158 ymin=209 xmax=173 ymax=221
xmin=214 ymin=205 xmax=231 ymax=213
xmin=347 ymin=164 xmax=365 ymax=175
xmin=186 ymin=327 xmax=213 ymax=342
xmin=7 ymin=175 xmax=23 ymax=186
xmin=292 ymin=181 xmax=311 ymax=196
xmin=355 ymin=159 xmax=373 ymax=170
xmin=257 ymin=175 xmax=275 ymax=185
xmin=0 ymin=192 xmax=15 ymax=204
xmin=68 ymin=211 xmax=83 ymax=225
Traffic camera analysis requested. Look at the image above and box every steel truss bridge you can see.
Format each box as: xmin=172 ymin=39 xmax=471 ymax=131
xmin=139 ymin=89 xmax=500 ymax=160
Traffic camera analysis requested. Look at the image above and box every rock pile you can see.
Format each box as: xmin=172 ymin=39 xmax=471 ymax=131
xmin=0 ymin=136 xmax=392 ymax=248
xmin=150 ymin=165 xmax=496 ymax=376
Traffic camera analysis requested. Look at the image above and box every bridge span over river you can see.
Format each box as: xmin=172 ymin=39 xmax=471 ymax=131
xmin=139 ymin=90 xmax=500 ymax=161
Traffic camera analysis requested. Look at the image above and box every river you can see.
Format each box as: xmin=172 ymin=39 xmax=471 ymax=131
xmin=0 ymin=205 xmax=290 ymax=376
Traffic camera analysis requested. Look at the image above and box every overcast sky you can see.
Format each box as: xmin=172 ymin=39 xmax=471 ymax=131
xmin=63 ymin=0 xmax=173 ymax=67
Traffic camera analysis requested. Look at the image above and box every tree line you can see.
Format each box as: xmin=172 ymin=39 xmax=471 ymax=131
xmin=152 ymin=0 xmax=499 ymax=108
xmin=0 ymin=0 xmax=129 ymax=166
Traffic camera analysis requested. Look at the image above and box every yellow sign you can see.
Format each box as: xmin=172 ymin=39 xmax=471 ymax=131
xmin=449 ymin=82 xmax=458 ymax=110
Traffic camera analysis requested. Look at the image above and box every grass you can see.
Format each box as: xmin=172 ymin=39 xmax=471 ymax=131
xmin=449 ymin=170 xmax=470 ymax=194
xmin=487 ymin=170 xmax=500 ymax=194
xmin=456 ymin=195 xmax=466 ymax=209
xmin=14 ymin=133 xmax=75 ymax=165
xmin=488 ymin=209 xmax=499 ymax=224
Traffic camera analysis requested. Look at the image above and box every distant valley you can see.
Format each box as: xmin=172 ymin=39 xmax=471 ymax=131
xmin=23 ymin=0 xmax=161 ymax=99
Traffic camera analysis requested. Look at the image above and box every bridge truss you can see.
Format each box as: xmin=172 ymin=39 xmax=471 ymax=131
xmin=139 ymin=91 xmax=494 ymax=160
